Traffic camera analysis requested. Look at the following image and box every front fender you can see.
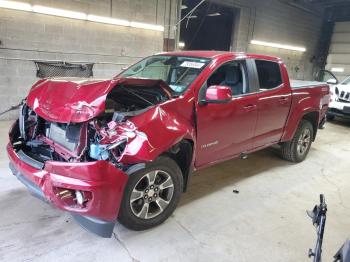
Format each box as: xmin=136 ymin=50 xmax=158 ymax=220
xmin=119 ymin=106 xmax=196 ymax=164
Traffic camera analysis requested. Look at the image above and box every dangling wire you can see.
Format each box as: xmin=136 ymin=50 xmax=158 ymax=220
xmin=174 ymin=0 xmax=206 ymax=29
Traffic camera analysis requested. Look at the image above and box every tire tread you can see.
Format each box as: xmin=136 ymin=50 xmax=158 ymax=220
xmin=281 ymin=120 xmax=313 ymax=163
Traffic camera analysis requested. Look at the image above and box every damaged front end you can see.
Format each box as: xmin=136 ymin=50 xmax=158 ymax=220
xmin=7 ymin=78 xmax=173 ymax=237
xmin=15 ymin=103 xmax=133 ymax=168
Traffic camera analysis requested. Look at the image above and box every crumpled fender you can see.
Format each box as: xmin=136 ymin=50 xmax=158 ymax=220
xmin=118 ymin=104 xmax=196 ymax=164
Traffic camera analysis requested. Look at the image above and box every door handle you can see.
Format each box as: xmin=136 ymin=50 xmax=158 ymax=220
xmin=278 ymin=97 xmax=289 ymax=104
xmin=243 ymin=104 xmax=256 ymax=112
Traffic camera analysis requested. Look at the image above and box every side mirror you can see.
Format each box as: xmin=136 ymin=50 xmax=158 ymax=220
xmin=326 ymin=78 xmax=338 ymax=85
xmin=204 ymin=85 xmax=232 ymax=104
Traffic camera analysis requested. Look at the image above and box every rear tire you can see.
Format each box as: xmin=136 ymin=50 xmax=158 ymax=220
xmin=281 ymin=120 xmax=313 ymax=163
xmin=118 ymin=156 xmax=183 ymax=231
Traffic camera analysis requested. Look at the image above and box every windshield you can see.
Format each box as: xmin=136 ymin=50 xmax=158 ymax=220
xmin=119 ymin=55 xmax=210 ymax=94
xmin=341 ymin=76 xmax=350 ymax=85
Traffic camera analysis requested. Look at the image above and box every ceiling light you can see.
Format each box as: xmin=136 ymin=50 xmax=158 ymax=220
xmin=130 ymin=22 xmax=164 ymax=31
xmin=207 ymin=12 xmax=221 ymax=16
xmin=0 ymin=0 xmax=31 ymax=11
xmin=32 ymin=5 xmax=87 ymax=20
xmin=250 ymin=40 xmax=306 ymax=52
xmin=331 ymin=67 xmax=344 ymax=73
xmin=181 ymin=5 xmax=188 ymax=10
xmin=179 ymin=42 xmax=185 ymax=48
xmin=87 ymin=15 xmax=130 ymax=26
xmin=0 ymin=1 xmax=164 ymax=32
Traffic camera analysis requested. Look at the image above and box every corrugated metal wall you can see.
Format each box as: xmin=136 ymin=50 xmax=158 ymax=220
xmin=326 ymin=21 xmax=350 ymax=81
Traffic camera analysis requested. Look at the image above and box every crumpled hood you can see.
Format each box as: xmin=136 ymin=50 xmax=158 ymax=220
xmin=26 ymin=77 xmax=172 ymax=123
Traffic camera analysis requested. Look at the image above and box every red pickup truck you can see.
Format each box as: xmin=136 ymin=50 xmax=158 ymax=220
xmin=7 ymin=51 xmax=330 ymax=237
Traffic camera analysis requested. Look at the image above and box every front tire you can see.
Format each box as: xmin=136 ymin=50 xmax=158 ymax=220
xmin=281 ymin=120 xmax=313 ymax=163
xmin=118 ymin=156 xmax=183 ymax=230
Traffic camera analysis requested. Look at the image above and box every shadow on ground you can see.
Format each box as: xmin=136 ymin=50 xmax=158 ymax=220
xmin=327 ymin=118 xmax=350 ymax=127
xmin=179 ymin=147 xmax=292 ymax=207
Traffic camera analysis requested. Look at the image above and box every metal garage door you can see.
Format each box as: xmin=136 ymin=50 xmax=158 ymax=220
xmin=326 ymin=21 xmax=350 ymax=81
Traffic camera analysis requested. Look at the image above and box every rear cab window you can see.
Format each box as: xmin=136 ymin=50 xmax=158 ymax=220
xmin=255 ymin=60 xmax=282 ymax=91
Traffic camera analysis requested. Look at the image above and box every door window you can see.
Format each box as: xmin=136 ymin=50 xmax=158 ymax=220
xmin=255 ymin=60 xmax=282 ymax=90
xmin=206 ymin=61 xmax=248 ymax=96
xmin=314 ymin=70 xmax=338 ymax=84
xmin=342 ymin=76 xmax=350 ymax=85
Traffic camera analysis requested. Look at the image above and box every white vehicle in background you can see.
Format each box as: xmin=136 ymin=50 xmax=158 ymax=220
xmin=316 ymin=70 xmax=350 ymax=121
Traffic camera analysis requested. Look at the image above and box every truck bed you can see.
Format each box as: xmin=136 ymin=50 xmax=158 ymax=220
xmin=290 ymin=80 xmax=326 ymax=89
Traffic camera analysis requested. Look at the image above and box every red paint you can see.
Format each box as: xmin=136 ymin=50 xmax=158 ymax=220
xmin=119 ymin=103 xmax=195 ymax=164
xmin=8 ymin=51 xmax=329 ymax=225
xmin=27 ymin=78 xmax=172 ymax=123
xmin=195 ymin=93 xmax=259 ymax=166
xmin=205 ymin=85 xmax=232 ymax=101
xmin=7 ymin=143 xmax=128 ymax=221
xmin=281 ymin=86 xmax=330 ymax=142
xmin=253 ymin=62 xmax=292 ymax=147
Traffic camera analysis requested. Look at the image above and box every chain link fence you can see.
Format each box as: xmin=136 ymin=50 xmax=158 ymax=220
xmin=35 ymin=61 xmax=94 ymax=78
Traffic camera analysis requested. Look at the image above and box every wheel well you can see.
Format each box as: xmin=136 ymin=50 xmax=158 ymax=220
xmin=163 ymin=139 xmax=194 ymax=192
xmin=302 ymin=111 xmax=319 ymax=141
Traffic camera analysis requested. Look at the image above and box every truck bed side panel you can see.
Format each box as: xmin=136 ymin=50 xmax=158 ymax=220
xmin=281 ymin=84 xmax=329 ymax=142
xmin=290 ymin=80 xmax=327 ymax=89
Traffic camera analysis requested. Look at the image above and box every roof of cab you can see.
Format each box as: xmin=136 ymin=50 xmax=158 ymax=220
xmin=158 ymin=50 xmax=282 ymax=62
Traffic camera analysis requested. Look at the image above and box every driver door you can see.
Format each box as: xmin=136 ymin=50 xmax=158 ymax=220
xmin=195 ymin=60 xmax=258 ymax=167
xmin=315 ymin=70 xmax=339 ymax=84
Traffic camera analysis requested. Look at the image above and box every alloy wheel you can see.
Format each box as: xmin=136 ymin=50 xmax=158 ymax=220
xmin=129 ymin=170 xmax=174 ymax=219
xmin=297 ymin=128 xmax=311 ymax=156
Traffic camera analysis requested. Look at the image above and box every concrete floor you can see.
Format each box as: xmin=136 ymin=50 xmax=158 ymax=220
xmin=0 ymin=120 xmax=349 ymax=262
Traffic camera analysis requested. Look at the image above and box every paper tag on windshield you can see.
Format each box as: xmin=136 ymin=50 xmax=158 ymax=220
xmin=180 ymin=61 xmax=205 ymax=69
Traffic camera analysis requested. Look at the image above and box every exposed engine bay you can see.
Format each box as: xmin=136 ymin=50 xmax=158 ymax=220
xmin=100 ymin=84 xmax=168 ymax=123
xmin=10 ymin=84 xmax=168 ymax=168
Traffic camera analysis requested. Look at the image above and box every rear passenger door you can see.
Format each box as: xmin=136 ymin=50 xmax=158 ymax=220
xmin=253 ymin=60 xmax=292 ymax=149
